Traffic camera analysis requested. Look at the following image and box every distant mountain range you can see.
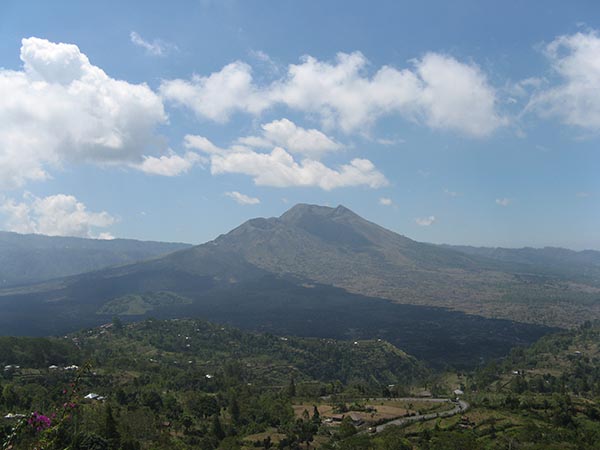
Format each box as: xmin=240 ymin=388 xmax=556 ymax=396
xmin=0 ymin=231 xmax=192 ymax=287
xmin=442 ymin=244 xmax=600 ymax=281
xmin=2 ymin=203 xmax=599 ymax=367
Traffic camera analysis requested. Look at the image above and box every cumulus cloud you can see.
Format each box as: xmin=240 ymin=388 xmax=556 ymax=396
xmin=379 ymin=197 xmax=393 ymax=206
xmin=1 ymin=193 xmax=115 ymax=238
xmin=415 ymin=216 xmax=436 ymax=226
xmin=496 ymin=198 xmax=511 ymax=206
xmin=411 ymin=53 xmax=507 ymax=136
xmin=528 ymin=31 xmax=600 ymax=131
xmin=225 ymin=191 xmax=260 ymax=205
xmin=159 ymin=61 xmax=270 ymax=122
xmin=185 ymin=135 xmax=388 ymax=190
xmin=130 ymin=31 xmax=176 ymax=56
xmin=237 ymin=118 xmax=341 ymax=158
xmin=137 ymin=151 xmax=204 ymax=176
xmin=0 ymin=37 xmax=168 ymax=189
xmin=161 ymin=51 xmax=506 ymax=136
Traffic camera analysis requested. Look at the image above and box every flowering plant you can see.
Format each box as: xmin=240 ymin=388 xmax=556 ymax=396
xmin=27 ymin=412 xmax=53 ymax=432
xmin=2 ymin=362 xmax=91 ymax=450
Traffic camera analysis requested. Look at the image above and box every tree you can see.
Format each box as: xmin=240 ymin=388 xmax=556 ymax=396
xmin=104 ymin=405 xmax=121 ymax=450
xmin=337 ymin=416 xmax=357 ymax=439
xmin=294 ymin=418 xmax=314 ymax=449
xmin=141 ymin=390 xmax=163 ymax=413
xmin=187 ymin=393 xmax=219 ymax=418
xmin=181 ymin=414 xmax=194 ymax=433
xmin=287 ymin=377 xmax=296 ymax=398
xmin=312 ymin=405 xmax=321 ymax=426
xmin=73 ymin=432 xmax=109 ymax=450
xmin=212 ymin=414 xmax=225 ymax=441
xmin=2 ymin=384 xmax=18 ymax=408
xmin=229 ymin=396 xmax=241 ymax=425
xmin=112 ymin=316 xmax=123 ymax=333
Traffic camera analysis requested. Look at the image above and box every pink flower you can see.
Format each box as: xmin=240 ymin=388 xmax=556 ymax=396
xmin=28 ymin=412 xmax=52 ymax=432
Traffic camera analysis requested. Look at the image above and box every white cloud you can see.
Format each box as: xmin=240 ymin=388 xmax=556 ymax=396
xmin=130 ymin=31 xmax=176 ymax=56
xmin=225 ymin=191 xmax=260 ymax=205
xmin=1 ymin=193 xmax=115 ymax=238
xmin=529 ymin=31 xmax=600 ymax=131
xmin=270 ymin=51 xmax=506 ymax=135
xmin=576 ymin=191 xmax=591 ymax=198
xmin=0 ymin=37 xmax=167 ymax=189
xmin=413 ymin=53 xmax=507 ymax=136
xmin=379 ymin=197 xmax=393 ymax=206
xmin=237 ymin=118 xmax=341 ymax=158
xmin=496 ymin=198 xmax=511 ymax=206
xmin=415 ymin=216 xmax=436 ymax=226
xmin=159 ymin=61 xmax=270 ymax=122
xmin=211 ymin=148 xmax=386 ymax=190
xmin=137 ymin=151 xmax=204 ymax=176
xmin=185 ymin=135 xmax=388 ymax=190
xmin=161 ymin=51 xmax=506 ymax=136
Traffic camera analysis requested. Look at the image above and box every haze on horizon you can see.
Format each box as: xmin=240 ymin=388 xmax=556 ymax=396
xmin=0 ymin=0 xmax=598 ymax=250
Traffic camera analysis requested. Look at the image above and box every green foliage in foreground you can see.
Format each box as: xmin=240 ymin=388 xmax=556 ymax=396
xmin=3 ymin=319 xmax=600 ymax=449
xmin=0 ymin=318 xmax=425 ymax=449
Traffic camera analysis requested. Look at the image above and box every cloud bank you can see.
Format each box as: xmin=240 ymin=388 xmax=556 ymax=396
xmin=161 ymin=51 xmax=506 ymax=137
xmin=184 ymin=131 xmax=388 ymax=190
xmin=1 ymin=193 xmax=115 ymax=239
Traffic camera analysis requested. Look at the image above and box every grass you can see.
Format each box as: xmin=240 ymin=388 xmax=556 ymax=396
xmin=293 ymin=399 xmax=450 ymax=425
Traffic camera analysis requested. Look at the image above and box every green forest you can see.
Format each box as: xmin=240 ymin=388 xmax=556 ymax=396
xmin=2 ymin=318 xmax=600 ymax=449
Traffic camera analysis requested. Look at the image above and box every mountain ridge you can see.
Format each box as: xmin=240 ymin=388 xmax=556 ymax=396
xmin=0 ymin=203 xmax=570 ymax=367
xmin=1 ymin=203 xmax=599 ymax=334
xmin=0 ymin=230 xmax=192 ymax=288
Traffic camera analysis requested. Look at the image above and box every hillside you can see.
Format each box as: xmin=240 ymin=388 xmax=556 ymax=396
xmin=0 ymin=231 xmax=192 ymax=287
xmin=3 ymin=319 xmax=600 ymax=450
xmin=334 ymin=323 xmax=600 ymax=450
xmin=0 ymin=318 xmax=426 ymax=387
xmin=0 ymin=318 xmax=427 ymax=449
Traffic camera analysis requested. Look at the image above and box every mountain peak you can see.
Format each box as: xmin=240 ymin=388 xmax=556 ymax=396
xmin=280 ymin=203 xmax=334 ymax=220
xmin=332 ymin=204 xmax=356 ymax=216
xmin=280 ymin=203 xmax=358 ymax=223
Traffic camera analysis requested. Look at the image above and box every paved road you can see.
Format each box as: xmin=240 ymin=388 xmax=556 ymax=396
xmin=373 ymin=398 xmax=469 ymax=433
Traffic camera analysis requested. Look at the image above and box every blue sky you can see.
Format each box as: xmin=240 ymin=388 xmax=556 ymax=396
xmin=0 ymin=0 xmax=598 ymax=249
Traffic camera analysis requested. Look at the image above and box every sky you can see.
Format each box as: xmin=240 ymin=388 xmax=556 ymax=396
xmin=0 ymin=0 xmax=598 ymax=249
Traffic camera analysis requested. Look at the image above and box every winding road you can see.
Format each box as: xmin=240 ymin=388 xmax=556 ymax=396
xmin=372 ymin=397 xmax=470 ymax=433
